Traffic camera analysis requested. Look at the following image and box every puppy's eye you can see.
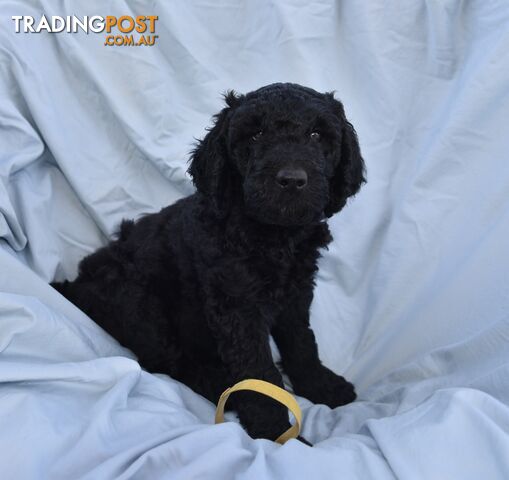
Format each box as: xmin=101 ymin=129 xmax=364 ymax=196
xmin=252 ymin=130 xmax=263 ymax=141
xmin=310 ymin=131 xmax=321 ymax=140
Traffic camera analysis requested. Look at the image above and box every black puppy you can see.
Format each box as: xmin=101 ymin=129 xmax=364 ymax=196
xmin=53 ymin=83 xmax=365 ymax=441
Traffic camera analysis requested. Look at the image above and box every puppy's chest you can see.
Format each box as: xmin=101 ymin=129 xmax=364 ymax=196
xmin=246 ymin=246 xmax=318 ymax=305
xmin=258 ymin=247 xmax=300 ymax=281
xmin=205 ymin=225 xmax=330 ymax=316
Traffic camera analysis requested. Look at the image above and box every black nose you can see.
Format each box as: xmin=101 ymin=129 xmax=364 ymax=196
xmin=276 ymin=168 xmax=308 ymax=189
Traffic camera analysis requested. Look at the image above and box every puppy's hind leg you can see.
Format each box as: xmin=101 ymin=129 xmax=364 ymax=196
xmin=53 ymin=278 xmax=182 ymax=378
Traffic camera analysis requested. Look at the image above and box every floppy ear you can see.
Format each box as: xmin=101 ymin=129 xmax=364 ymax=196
xmin=188 ymin=91 xmax=242 ymax=216
xmin=324 ymin=95 xmax=366 ymax=217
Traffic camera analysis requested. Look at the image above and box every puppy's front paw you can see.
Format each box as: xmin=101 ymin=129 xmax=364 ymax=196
xmin=235 ymin=391 xmax=291 ymax=441
xmin=294 ymin=366 xmax=356 ymax=408
xmin=245 ymin=418 xmax=292 ymax=441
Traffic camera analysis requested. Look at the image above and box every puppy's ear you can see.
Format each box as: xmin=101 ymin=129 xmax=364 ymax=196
xmin=324 ymin=94 xmax=366 ymax=217
xmin=188 ymin=91 xmax=243 ymax=216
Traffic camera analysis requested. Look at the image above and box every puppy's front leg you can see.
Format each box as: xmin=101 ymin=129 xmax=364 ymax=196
xmin=272 ymin=292 xmax=356 ymax=408
xmin=208 ymin=308 xmax=291 ymax=440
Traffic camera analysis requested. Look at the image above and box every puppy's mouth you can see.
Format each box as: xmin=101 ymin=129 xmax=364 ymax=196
xmin=243 ymin=178 xmax=327 ymax=227
xmin=247 ymin=204 xmax=318 ymax=226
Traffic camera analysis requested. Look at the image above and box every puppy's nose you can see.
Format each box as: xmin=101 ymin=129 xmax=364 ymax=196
xmin=276 ymin=168 xmax=308 ymax=190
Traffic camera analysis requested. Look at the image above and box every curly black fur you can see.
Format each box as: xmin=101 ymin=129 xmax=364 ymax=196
xmin=52 ymin=83 xmax=365 ymax=441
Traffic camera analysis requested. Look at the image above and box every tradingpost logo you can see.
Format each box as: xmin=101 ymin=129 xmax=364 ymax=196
xmin=12 ymin=15 xmax=159 ymax=46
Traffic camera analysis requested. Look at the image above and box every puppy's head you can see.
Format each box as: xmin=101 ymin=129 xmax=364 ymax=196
xmin=188 ymin=83 xmax=365 ymax=225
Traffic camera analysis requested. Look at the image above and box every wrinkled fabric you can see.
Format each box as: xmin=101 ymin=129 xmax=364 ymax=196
xmin=1 ymin=1 xmax=509 ymax=478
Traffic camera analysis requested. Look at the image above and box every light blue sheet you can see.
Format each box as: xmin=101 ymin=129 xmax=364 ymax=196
xmin=1 ymin=1 xmax=509 ymax=478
